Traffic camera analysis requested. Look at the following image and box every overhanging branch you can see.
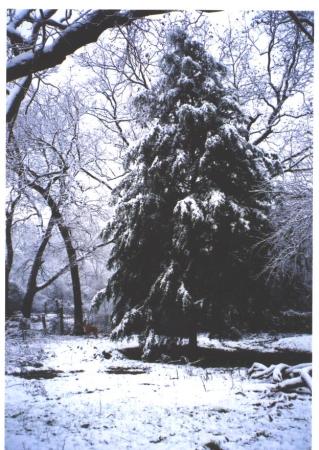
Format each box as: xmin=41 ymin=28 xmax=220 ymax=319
xmin=7 ymin=10 xmax=169 ymax=82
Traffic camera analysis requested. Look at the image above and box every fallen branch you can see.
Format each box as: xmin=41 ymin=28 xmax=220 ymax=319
xmin=273 ymin=363 xmax=289 ymax=382
xmin=300 ymin=366 xmax=312 ymax=391
xmin=284 ymin=363 xmax=311 ymax=376
xmin=247 ymin=362 xmax=267 ymax=375
xmin=272 ymin=376 xmax=304 ymax=392
xmin=248 ymin=362 xmax=312 ymax=394
xmin=250 ymin=364 xmax=276 ymax=379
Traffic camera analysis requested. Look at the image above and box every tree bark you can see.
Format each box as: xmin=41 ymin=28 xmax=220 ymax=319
xmin=22 ymin=214 xmax=56 ymax=318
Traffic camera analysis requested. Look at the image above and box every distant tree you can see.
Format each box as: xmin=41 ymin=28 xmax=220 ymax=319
xmin=101 ymin=28 xmax=277 ymax=357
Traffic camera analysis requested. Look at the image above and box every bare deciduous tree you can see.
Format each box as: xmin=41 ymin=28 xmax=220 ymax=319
xmin=6 ymin=84 xmax=113 ymax=333
xmin=211 ymin=11 xmax=313 ymax=296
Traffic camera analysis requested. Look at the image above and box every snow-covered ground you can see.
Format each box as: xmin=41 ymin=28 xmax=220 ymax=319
xmin=5 ymin=334 xmax=311 ymax=450
xmin=198 ymin=333 xmax=312 ymax=353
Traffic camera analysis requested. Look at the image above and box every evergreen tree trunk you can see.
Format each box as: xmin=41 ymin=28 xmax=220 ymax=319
xmin=188 ymin=306 xmax=198 ymax=355
xmin=22 ymin=215 xmax=56 ymax=318
xmin=188 ymin=327 xmax=198 ymax=354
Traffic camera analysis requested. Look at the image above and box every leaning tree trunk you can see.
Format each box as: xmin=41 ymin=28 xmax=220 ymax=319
xmin=22 ymin=214 xmax=56 ymax=318
xmin=5 ymin=195 xmax=20 ymax=310
xmin=31 ymin=184 xmax=84 ymax=335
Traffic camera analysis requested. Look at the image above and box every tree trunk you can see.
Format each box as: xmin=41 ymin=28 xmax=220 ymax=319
xmin=188 ymin=327 xmax=198 ymax=355
xmin=57 ymin=221 xmax=83 ymax=335
xmin=5 ymin=213 xmax=14 ymax=309
xmin=30 ymin=183 xmax=84 ymax=335
xmin=5 ymin=195 xmax=20 ymax=312
xmin=188 ymin=307 xmax=198 ymax=355
xmin=22 ymin=215 xmax=56 ymax=318
xmin=248 ymin=362 xmax=312 ymax=393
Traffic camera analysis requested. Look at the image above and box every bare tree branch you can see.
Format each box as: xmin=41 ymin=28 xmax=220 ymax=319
xmin=6 ymin=76 xmax=32 ymax=122
xmin=7 ymin=10 xmax=169 ymax=82
xmin=287 ymin=11 xmax=314 ymax=43
xmin=36 ymin=240 xmax=113 ymax=292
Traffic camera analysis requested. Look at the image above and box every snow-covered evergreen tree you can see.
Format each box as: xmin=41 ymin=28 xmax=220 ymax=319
xmin=102 ymin=28 xmax=277 ymax=354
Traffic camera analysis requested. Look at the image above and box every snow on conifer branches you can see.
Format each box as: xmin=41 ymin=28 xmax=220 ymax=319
xmin=101 ymin=26 xmax=278 ymax=355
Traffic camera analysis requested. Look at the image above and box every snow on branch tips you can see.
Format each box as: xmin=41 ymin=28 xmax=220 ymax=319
xmin=90 ymin=288 xmax=108 ymax=313
xmin=174 ymin=196 xmax=204 ymax=222
xmin=110 ymin=308 xmax=147 ymax=340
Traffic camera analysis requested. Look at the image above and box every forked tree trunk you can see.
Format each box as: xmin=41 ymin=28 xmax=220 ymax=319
xmin=31 ymin=183 xmax=84 ymax=335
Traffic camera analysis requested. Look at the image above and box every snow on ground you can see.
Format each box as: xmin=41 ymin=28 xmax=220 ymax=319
xmin=198 ymin=333 xmax=312 ymax=353
xmin=5 ymin=334 xmax=311 ymax=450
xmin=271 ymin=335 xmax=312 ymax=353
